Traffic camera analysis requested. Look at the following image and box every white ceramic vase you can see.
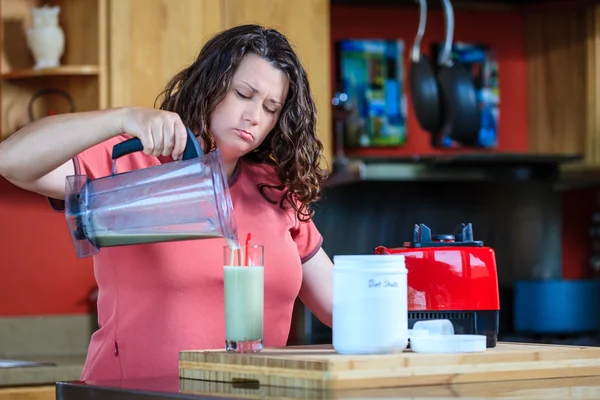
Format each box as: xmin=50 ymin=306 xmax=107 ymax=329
xmin=27 ymin=5 xmax=65 ymax=69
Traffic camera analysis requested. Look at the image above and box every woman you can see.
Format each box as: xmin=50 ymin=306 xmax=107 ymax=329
xmin=0 ymin=24 xmax=333 ymax=381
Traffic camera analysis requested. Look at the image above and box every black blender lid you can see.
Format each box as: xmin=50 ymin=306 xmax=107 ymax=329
xmin=403 ymin=223 xmax=484 ymax=248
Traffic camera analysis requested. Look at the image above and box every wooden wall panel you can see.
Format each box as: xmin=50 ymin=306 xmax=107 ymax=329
xmin=526 ymin=9 xmax=587 ymax=156
xmin=584 ymin=5 xmax=600 ymax=165
xmin=107 ymin=0 xmax=222 ymax=108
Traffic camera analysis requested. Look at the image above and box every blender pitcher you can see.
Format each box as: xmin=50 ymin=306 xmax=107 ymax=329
xmin=64 ymin=128 xmax=238 ymax=258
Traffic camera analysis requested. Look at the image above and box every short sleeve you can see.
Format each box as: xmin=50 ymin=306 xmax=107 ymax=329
xmin=47 ymin=134 xmax=161 ymax=212
xmin=291 ymin=216 xmax=324 ymax=264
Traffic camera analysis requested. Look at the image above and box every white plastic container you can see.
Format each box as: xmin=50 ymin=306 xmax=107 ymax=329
xmin=332 ymin=255 xmax=408 ymax=354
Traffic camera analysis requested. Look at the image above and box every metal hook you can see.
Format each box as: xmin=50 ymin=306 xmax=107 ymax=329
xmin=439 ymin=0 xmax=455 ymax=67
xmin=411 ymin=0 xmax=428 ymax=62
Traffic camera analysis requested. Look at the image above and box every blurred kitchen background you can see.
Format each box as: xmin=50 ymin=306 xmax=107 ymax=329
xmin=2 ymin=0 xmax=600 ymax=382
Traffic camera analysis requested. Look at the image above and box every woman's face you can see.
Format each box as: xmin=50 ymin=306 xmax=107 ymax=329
xmin=209 ymin=53 xmax=289 ymax=164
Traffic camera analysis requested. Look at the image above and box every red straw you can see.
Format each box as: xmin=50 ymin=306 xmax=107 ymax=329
xmin=244 ymin=233 xmax=251 ymax=266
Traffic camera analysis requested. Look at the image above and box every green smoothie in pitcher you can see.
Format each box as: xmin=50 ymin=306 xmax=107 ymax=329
xmin=92 ymin=232 xmax=221 ymax=247
xmin=224 ymin=265 xmax=264 ymax=350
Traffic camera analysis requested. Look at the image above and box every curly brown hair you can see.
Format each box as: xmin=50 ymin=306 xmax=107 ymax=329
xmin=155 ymin=24 xmax=329 ymax=221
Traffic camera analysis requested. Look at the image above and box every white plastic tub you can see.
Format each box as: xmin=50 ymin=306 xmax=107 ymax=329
xmin=332 ymin=254 xmax=408 ymax=354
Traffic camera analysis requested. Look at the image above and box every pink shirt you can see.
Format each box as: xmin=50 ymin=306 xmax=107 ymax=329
xmin=58 ymin=135 xmax=323 ymax=381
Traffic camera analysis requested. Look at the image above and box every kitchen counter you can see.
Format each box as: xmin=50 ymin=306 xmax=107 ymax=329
xmin=0 ymin=354 xmax=85 ymax=387
xmin=56 ymin=375 xmax=600 ymax=399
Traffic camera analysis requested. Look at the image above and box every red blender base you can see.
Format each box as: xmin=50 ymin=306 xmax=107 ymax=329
xmin=376 ymin=223 xmax=500 ymax=348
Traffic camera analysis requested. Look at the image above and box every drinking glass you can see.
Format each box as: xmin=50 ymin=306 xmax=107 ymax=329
xmin=223 ymin=244 xmax=264 ymax=352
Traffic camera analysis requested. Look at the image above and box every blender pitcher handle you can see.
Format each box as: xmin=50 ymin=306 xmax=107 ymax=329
xmin=111 ymin=127 xmax=202 ymax=161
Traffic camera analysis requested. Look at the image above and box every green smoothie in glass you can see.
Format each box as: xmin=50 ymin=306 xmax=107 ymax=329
xmin=223 ymin=243 xmax=264 ymax=353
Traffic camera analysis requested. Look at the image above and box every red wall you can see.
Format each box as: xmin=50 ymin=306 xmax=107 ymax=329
xmin=330 ymin=5 xmax=529 ymax=156
xmin=0 ymin=177 xmax=96 ymax=316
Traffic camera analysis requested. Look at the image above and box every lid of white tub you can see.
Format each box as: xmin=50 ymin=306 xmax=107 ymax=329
xmin=410 ymin=334 xmax=487 ymax=354
xmin=333 ymin=255 xmax=406 ymax=271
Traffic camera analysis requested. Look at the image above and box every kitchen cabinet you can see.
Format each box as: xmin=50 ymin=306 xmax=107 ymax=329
xmin=525 ymin=9 xmax=587 ymax=157
xmin=525 ymin=7 xmax=588 ymax=158
xmin=526 ymin=3 xmax=600 ymax=168
xmin=582 ymin=6 xmax=600 ymax=166
xmin=0 ymin=0 xmax=107 ymax=142
xmin=0 ymin=0 xmax=332 ymax=164
xmin=0 ymin=386 xmax=55 ymax=400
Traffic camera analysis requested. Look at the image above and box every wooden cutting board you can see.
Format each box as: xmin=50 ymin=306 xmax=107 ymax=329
xmin=179 ymin=376 xmax=600 ymax=400
xmin=179 ymin=342 xmax=600 ymax=390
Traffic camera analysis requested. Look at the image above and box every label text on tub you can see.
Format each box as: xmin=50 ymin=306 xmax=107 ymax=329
xmin=368 ymin=279 xmax=399 ymax=288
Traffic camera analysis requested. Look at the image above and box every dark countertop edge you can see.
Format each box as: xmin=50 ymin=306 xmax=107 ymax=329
xmin=56 ymin=381 xmax=225 ymax=400
xmin=55 ymin=375 xmax=600 ymax=400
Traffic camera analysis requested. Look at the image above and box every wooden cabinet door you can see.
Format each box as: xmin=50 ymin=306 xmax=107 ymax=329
xmin=222 ymin=0 xmax=332 ymax=164
xmin=107 ymin=0 xmax=222 ymax=108
xmin=0 ymin=386 xmax=55 ymax=400
xmin=526 ymin=9 xmax=587 ymax=157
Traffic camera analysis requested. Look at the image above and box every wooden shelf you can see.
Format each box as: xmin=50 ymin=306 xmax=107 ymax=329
xmin=1 ymin=65 xmax=100 ymax=80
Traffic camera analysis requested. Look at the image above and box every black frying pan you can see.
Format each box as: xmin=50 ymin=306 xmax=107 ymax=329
xmin=437 ymin=0 xmax=481 ymax=146
xmin=410 ymin=0 xmax=442 ymax=135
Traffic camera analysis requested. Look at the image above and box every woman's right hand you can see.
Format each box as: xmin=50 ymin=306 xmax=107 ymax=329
xmin=0 ymin=106 xmax=192 ymax=200
xmin=117 ymin=107 xmax=189 ymax=160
